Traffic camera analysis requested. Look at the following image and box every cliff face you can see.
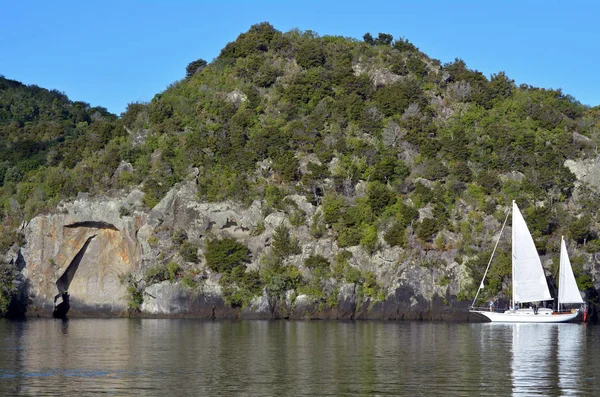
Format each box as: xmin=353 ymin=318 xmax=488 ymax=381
xmin=22 ymin=191 xmax=144 ymax=315
xmin=16 ymin=172 xmax=469 ymax=320
xmin=13 ymin=159 xmax=600 ymax=319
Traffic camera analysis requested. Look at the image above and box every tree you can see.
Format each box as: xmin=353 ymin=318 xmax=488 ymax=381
xmin=271 ymin=225 xmax=301 ymax=258
xmin=417 ymin=218 xmax=439 ymax=242
xmin=0 ymin=260 xmax=18 ymax=316
xmin=375 ymin=33 xmax=393 ymax=46
xmin=489 ymin=71 xmax=514 ymax=100
xmin=205 ymin=237 xmax=251 ymax=273
xmin=185 ymin=59 xmax=207 ymax=78
xmin=304 ymin=254 xmax=330 ymax=271
xmin=367 ymin=181 xmax=396 ymax=215
xmin=296 ymin=40 xmax=325 ymax=69
xmin=384 ymin=222 xmax=407 ymax=247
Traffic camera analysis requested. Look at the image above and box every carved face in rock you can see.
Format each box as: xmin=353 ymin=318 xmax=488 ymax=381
xmin=25 ymin=218 xmax=139 ymax=312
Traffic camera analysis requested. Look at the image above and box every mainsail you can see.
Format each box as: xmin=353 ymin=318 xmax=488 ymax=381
xmin=558 ymin=237 xmax=584 ymax=305
xmin=512 ymin=202 xmax=552 ymax=303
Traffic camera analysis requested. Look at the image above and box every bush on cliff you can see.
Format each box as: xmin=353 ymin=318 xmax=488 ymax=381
xmin=0 ymin=260 xmax=18 ymax=316
xmin=205 ymin=237 xmax=250 ymax=273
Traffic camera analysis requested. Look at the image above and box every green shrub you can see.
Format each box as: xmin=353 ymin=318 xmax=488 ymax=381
xmin=360 ymin=224 xmax=379 ymax=253
xmin=166 ymin=261 xmax=181 ymax=281
xmin=120 ymin=273 xmax=144 ymax=311
xmin=296 ymin=40 xmax=325 ymax=69
xmin=310 ymin=213 xmax=326 ymax=238
xmin=0 ymin=260 xmax=17 ymax=316
xmin=144 ymin=262 xmax=180 ymax=284
xmin=416 ymin=218 xmax=439 ymax=242
xmin=322 ymin=194 xmax=346 ymax=225
xmin=271 ymin=225 xmax=301 ymax=258
xmin=338 ymin=227 xmax=362 ymax=248
xmin=205 ymin=237 xmax=250 ymax=273
xmin=569 ymin=217 xmax=595 ymax=244
xmin=220 ymin=266 xmax=263 ymax=308
xmin=179 ymin=241 xmax=199 ymax=263
xmin=172 ymin=229 xmax=188 ymax=246
xmin=304 ymin=255 xmax=330 ymax=271
xmin=367 ymin=182 xmax=396 ymax=215
xmin=384 ymin=222 xmax=407 ymax=247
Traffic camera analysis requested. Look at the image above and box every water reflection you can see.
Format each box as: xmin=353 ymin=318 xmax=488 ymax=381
xmin=511 ymin=324 xmax=557 ymax=395
xmin=482 ymin=323 xmax=591 ymax=396
xmin=0 ymin=320 xmax=597 ymax=396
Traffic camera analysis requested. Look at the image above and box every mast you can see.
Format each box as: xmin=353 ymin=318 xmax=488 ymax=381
xmin=512 ymin=200 xmax=515 ymax=308
xmin=559 ymin=236 xmax=563 ymax=313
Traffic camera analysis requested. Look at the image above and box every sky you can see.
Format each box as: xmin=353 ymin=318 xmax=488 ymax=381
xmin=2 ymin=1 xmax=599 ymax=115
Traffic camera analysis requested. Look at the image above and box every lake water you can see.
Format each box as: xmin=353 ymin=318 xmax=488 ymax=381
xmin=0 ymin=319 xmax=598 ymax=396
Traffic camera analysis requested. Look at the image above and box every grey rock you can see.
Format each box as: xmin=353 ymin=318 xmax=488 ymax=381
xmin=226 ymin=89 xmax=247 ymax=106
xmin=565 ymin=158 xmax=600 ymax=192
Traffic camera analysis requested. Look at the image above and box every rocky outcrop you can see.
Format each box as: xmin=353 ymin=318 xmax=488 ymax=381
xmin=22 ymin=190 xmax=145 ymax=316
xmin=16 ymin=163 xmax=599 ymax=321
xmin=14 ymin=173 xmax=473 ymax=320
xmin=565 ymin=158 xmax=600 ymax=192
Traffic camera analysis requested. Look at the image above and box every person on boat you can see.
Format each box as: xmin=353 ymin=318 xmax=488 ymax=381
xmin=489 ymin=300 xmax=495 ymax=312
xmin=533 ymin=303 xmax=538 ymax=315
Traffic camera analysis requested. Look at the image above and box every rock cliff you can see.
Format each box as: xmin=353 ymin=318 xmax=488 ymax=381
xmin=15 ymin=172 xmax=470 ymax=320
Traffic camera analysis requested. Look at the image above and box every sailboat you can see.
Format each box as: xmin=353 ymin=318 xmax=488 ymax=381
xmin=470 ymin=201 xmax=583 ymax=323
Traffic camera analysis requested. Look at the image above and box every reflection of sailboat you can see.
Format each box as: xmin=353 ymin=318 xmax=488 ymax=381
xmin=470 ymin=201 xmax=582 ymax=323
xmin=511 ymin=324 xmax=555 ymax=394
xmin=557 ymin=324 xmax=585 ymax=394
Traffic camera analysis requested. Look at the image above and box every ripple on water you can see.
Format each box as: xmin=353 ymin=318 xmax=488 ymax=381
xmin=0 ymin=320 xmax=598 ymax=395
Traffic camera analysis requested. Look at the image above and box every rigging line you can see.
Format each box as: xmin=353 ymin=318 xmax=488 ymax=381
xmin=471 ymin=207 xmax=511 ymax=309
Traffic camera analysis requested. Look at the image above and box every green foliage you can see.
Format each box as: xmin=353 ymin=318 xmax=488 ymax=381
xmin=271 ymin=225 xmax=301 ymax=259
xmin=569 ymin=217 xmax=595 ymax=245
xmin=304 ymin=254 xmax=330 ymax=271
xmin=296 ymin=40 xmax=326 ymax=69
xmin=374 ymin=79 xmax=424 ymax=117
xmin=322 ymin=194 xmax=346 ymax=225
xmin=205 ymin=237 xmax=251 ymax=273
xmin=0 ymin=260 xmax=17 ymax=316
xmin=218 ymin=22 xmax=278 ymax=61
xmin=144 ymin=261 xmax=181 ymax=285
xmin=179 ymin=241 xmax=199 ymax=263
xmin=186 ymin=59 xmax=207 ymax=78
xmin=370 ymin=154 xmax=409 ymax=184
xmin=262 ymin=263 xmax=304 ymax=305
xmin=384 ymin=221 xmax=408 ymax=247
xmin=363 ymin=32 xmax=393 ymax=46
xmin=569 ymin=255 xmax=594 ymax=291
xmin=416 ymin=218 xmax=439 ymax=242
xmin=120 ymin=273 xmax=144 ymax=311
xmin=338 ymin=226 xmax=362 ymax=248
xmin=366 ymin=181 xmax=396 ymax=215
xmin=360 ymin=224 xmax=379 ymax=253
xmin=172 ymin=229 xmax=188 ymax=246
xmin=219 ymin=266 xmax=263 ymax=308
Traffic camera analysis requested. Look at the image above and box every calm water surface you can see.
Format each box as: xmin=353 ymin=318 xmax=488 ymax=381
xmin=0 ymin=319 xmax=598 ymax=396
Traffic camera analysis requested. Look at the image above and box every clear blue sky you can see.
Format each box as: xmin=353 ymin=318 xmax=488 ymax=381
xmin=2 ymin=1 xmax=598 ymax=115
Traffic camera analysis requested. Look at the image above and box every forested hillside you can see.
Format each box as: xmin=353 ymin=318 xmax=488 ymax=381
xmin=0 ymin=76 xmax=123 ymax=248
xmin=2 ymin=23 xmax=600 ymax=317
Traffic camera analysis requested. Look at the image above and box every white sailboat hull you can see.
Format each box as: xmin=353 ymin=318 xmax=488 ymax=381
xmin=471 ymin=308 xmax=579 ymax=323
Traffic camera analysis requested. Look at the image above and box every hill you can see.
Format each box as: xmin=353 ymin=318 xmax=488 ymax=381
xmin=2 ymin=23 xmax=600 ymax=319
